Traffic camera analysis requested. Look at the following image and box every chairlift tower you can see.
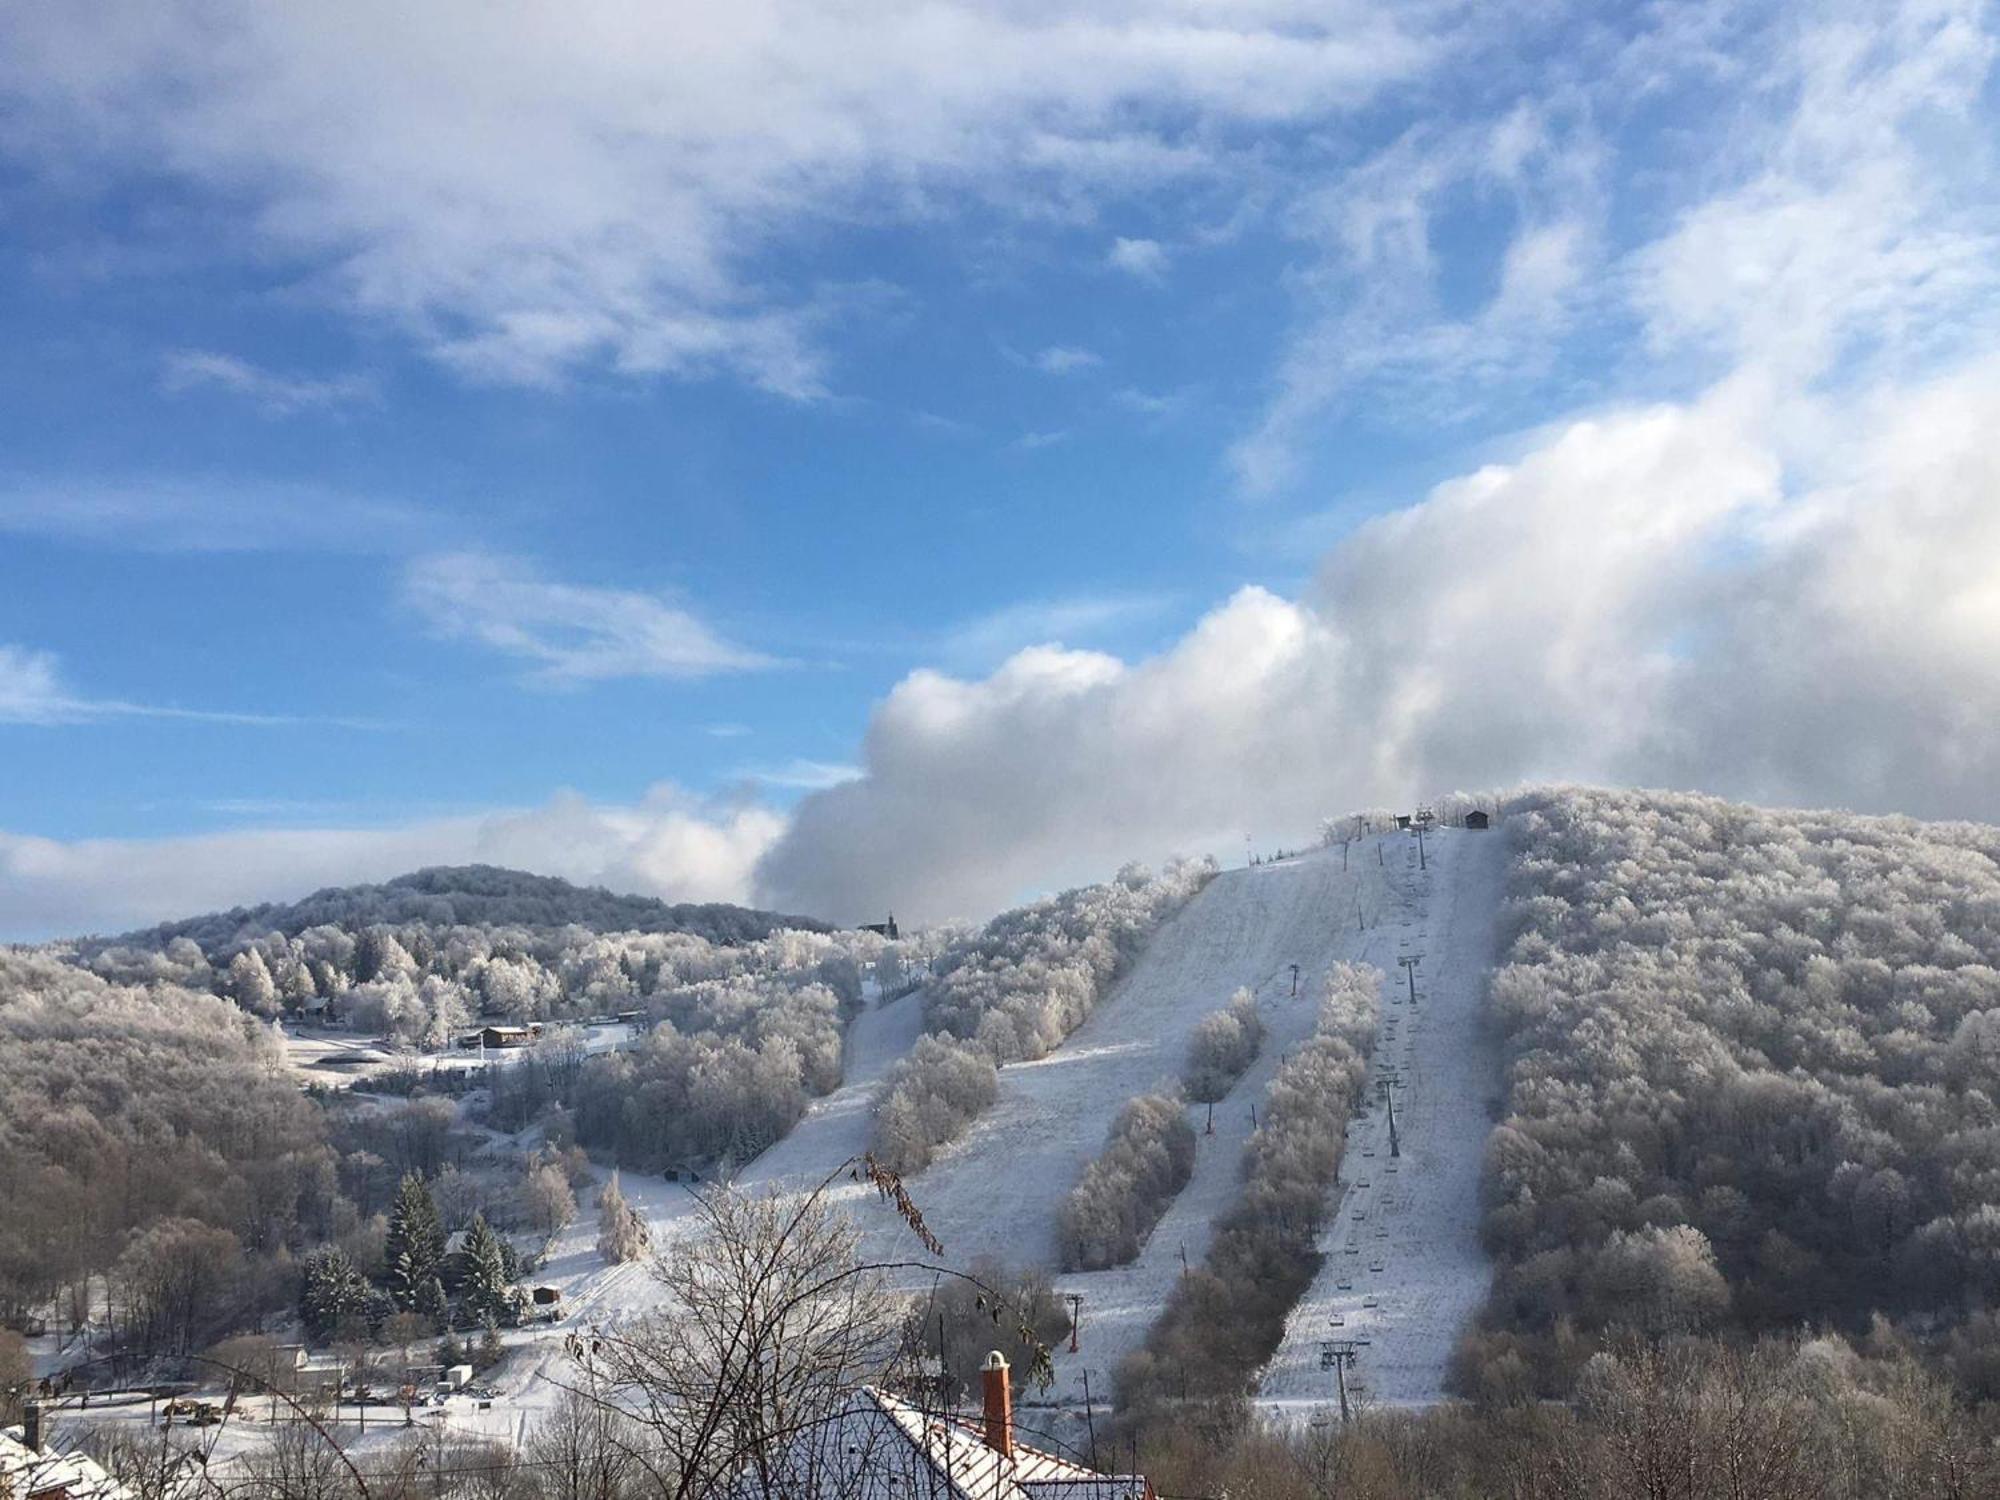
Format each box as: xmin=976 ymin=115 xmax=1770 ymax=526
xmin=1320 ymin=1338 xmax=1360 ymax=1423
xmin=1398 ymin=954 xmax=1422 ymax=1008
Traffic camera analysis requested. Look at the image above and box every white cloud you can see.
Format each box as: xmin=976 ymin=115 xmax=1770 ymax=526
xmin=0 ymin=478 xmax=426 ymax=553
xmin=1232 ymin=0 xmax=2000 ymax=496
xmin=402 ymin=552 xmax=777 ymax=685
xmin=1012 ymin=429 xmax=1072 ymax=451
xmin=0 ymin=642 xmax=377 ymax=728
xmin=1113 ymin=386 xmax=1195 ymax=425
xmin=741 ymin=759 xmax=864 ymax=791
xmin=1107 ymin=236 xmax=1169 ymax=280
xmin=0 ymin=785 xmax=785 ymax=939
xmin=0 ymin=645 xmax=74 ymax=725
xmin=757 ymin=358 xmax=2000 ymax=925
xmin=1032 ymin=346 xmax=1103 ymax=375
xmin=160 ymin=349 xmax=376 ymax=415
xmin=939 ymin=593 xmax=1172 ymax=669
xmin=3 ymin=2 xmax=1434 ymax=391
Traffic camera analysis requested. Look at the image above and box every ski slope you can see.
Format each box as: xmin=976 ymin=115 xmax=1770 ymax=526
xmin=780 ymin=835 xmax=1419 ymax=1408
xmin=1255 ymin=824 xmax=1508 ymax=1416
xmin=406 ymin=824 xmax=1506 ymax=1445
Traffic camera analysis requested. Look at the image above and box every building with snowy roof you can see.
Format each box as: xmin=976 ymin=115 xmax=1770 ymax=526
xmin=1 ymin=1422 xmax=135 ymax=1500
xmin=730 ymin=1352 xmax=1151 ymax=1499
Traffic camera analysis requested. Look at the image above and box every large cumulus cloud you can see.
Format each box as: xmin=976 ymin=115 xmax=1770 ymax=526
xmin=757 ymin=364 xmax=2000 ymax=924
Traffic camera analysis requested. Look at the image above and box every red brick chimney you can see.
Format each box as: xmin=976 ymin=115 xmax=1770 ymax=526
xmin=979 ymin=1351 xmax=1014 ymax=1460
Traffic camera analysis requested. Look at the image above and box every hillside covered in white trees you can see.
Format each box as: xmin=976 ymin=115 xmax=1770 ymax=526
xmin=15 ymin=787 xmax=2000 ymax=1496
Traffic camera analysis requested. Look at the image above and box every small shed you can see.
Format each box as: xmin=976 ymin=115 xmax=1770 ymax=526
xmin=480 ymin=1025 xmax=534 ymax=1049
xmin=530 ymin=1286 xmax=562 ymax=1306
xmin=1465 ymin=809 xmax=1491 ymax=830
xmin=1395 ymin=814 xmax=1412 ymax=830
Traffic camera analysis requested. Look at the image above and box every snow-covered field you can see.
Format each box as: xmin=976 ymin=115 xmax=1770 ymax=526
xmin=1255 ymin=825 xmax=1507 ymax=1417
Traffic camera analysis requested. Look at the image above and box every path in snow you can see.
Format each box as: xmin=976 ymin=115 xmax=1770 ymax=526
xmin=1254 ymin=824 xmax=1507 ymax=1417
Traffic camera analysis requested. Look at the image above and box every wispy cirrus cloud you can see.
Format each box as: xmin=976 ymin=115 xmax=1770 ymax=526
xmin=2 ymin=1 xmax=1437 ymax=393
xmin=0 ymin=643 xmax=382 ymax=728
xmin=1032 ymin=345 xmax=1103 ymax=375
xmin=738 ymin=758 xmax=863 ymax=791
xmin=0 ymin=476 xmax=428 ymax=553
xmin=939 ymin=592 xmax=1173 ymax=670
xmin=160 ymin=349 xmax=377 ymax=415
xmin=403 ymin=552 xmax=779 ymax=685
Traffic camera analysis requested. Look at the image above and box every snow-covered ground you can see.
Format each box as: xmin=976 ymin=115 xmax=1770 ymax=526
xmin=280 ymin=1018 xmax=638 ymax=1089
xmin=1254 ymin=825 xmax=1507 ymax=1417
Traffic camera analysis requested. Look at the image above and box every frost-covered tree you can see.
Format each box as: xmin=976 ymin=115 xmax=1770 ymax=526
xmin=226 ymin=947 xmax=279 ymax=1017
xmin=1183 ymin=988 xmax=1265 ymax=1103
xmin=596 ymin=1173 xmax=650 ymax=1265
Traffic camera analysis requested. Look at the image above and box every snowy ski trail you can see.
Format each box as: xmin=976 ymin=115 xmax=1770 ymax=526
xmin=1254 ymin=824 xmax=1507 ymax=1416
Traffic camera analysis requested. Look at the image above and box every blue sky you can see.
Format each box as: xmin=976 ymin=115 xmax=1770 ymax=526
xmin=3 ymin=0 xmax=1999 ymax=936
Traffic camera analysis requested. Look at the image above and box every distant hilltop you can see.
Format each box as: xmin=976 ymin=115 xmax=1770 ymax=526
xmin=98 ymin=863 xmax=831 ymax=951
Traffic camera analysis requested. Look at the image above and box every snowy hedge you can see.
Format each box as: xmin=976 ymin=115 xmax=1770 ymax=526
xmin=1118 ymin=962 xmax=1380 ymax=1424
xmin=1182 ymin=989 xmax=1265 ymax=1103
xmin=1057 ymin=1092 xmax=1198 ymax=1271
xmin=868 ymin=1036 xmax=1001 ymax=1175
xmin=870 ymin=858 xmax=1214 ymax=1175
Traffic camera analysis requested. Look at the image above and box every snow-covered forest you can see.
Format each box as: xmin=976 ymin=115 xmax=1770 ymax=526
xmin=870 ymin=857 xmax=1214 ymax=1171
xmin=1462 ymin=787 xmax=2000 ymax=1400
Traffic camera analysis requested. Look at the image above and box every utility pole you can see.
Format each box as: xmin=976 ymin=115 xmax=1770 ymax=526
xmin=1321 ymin=1339 xmax=1359 ymax=1423
xmin=1399 ymin=954 xmax=1422 ymax=1008
xmin=1415 ymin=823 xmax=1427 ymax=871
xmin=1065 ymin=1294 xmax=1084 ymax=1353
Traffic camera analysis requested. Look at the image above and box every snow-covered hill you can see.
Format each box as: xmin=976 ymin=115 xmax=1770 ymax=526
xmin=494 ymin=824 xmax=1507 ymax=1431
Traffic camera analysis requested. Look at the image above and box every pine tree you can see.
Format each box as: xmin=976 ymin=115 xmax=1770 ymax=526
xmin=477 ymin=1315 xmax=504 ymax=1371
xmin=416 ymin=1275 xmax=449 ymax=1329
xmin=384 ymin=1172 xmax=446 ymax=1311
xmin=300 ymin=1248 xmax=371 ymax=1339
xmin=456 ymin=1214 xmax=512 ymax=1328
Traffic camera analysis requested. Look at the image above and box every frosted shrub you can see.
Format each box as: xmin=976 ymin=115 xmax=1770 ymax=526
xmin=869 ymin=1036 xmax=1000 ymax=1175
xmin=1058 ymin=1092 xmax=1197 ymax=1270
xmin=1182 ymin=989 xmax=1265 ymax=1103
